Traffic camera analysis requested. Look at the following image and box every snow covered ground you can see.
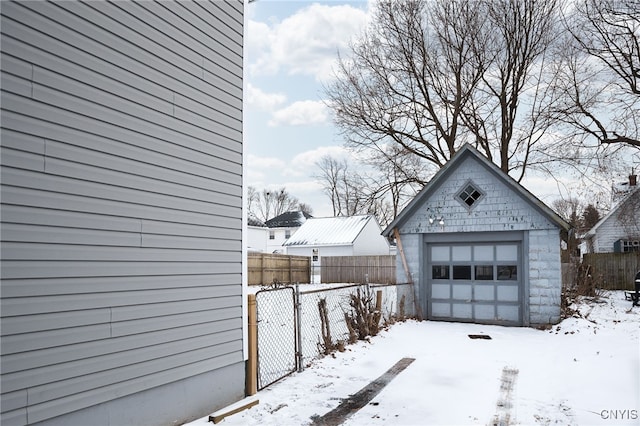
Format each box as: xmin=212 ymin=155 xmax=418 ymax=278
xmin=188 ymin=291 xmax=639 ymax=426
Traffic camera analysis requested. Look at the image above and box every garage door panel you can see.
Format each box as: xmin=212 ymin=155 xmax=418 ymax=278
xmin=452 ymin=284 xmax=471 ymax=300
xmin=497 ymin=305 xmax=519 ymax=322
xmin=475 ymin=285 xmax=494 ymax=301
xmin=497 ymin=285 xmax=518 ymax=302
xmin=474 ymin=304 xmax=495 ymax=320
xmin=432 ymin=284 xmax=450 ymax=299
xmin=452 ymin=303 xmax=472 ymax=319
xmin=431 ymin=302 xmax=450 ymax=317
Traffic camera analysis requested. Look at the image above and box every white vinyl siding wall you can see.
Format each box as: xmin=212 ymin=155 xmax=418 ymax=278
xmin=0 ymin=1 xmax=244 ymax=425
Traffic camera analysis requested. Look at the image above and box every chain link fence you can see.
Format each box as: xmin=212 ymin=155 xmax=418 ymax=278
xmin=255 ymin=287 xmax=297 ymax=390
xmin=253 ymin=283 xmax=416 ymax=389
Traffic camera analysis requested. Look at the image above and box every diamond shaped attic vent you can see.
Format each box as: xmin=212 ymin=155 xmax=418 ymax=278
xmin=458 ymin=182 xmax=483 ymax=208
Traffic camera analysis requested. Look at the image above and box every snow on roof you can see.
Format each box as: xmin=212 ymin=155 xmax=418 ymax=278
xmin=265 ymin=211 xmax=312 ymax=228
xmin=283 ymin=215 xmax=373 ymax=246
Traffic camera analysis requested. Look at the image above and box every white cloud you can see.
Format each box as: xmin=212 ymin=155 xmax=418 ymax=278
xmin=247 ymin=3 xmax=369 ymax=81
xmin=268 ymin=100 xmax=330 ymax=127
xmin=246 ymin=83 xmax=286 ymax=111
xmin=283 ymin=145 xmax=355 ymax=178
xmin=246 ymin=154 xmax=287 ymax=186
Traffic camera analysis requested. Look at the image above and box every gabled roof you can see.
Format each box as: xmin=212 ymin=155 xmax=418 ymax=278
xmin=283 ymin=215 xmax=374 ymax=246
xmin=265 ymin=211 xmax=312 ymax=228
xmin=585 ymin=185 xmax=639 ymax=238
xmin=248 ymin=215 xmax=266 ymax=227
xmin=382 ymin=143 xmax=570 ymax=236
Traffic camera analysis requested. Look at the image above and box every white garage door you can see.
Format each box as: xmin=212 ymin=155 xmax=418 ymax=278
xmin=427 ymin=242 xmax=522 ymax=325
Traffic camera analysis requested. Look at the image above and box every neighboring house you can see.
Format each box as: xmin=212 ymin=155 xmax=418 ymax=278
xmin=383 ymin=144 xmax=570 ymax=327
xmin=583 ymin=178 xmax=639 ymax=254
xmin=1 ymin=2 xmax=245 ymax=426
xmin=247 ymin=215 xmax=268 ymax=253
xmin=284 ymin=215 xmax=391 ymax=268
xmin=264 ymin=210 xmax=312 ymax=253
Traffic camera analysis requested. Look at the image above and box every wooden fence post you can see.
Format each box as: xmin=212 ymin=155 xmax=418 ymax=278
xmin=246 ymin=294 xmax=257 ymax=396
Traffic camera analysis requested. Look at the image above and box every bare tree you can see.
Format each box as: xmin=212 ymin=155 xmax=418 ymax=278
xmin=314 ymin=155 xmax=370 ymax=217
xmin=326 ymin=0 xmax=563 ymax=186
xmin=617 ymin=190 xmax=640 ymax=239
xmin=553 ymin=0 xmax=640 ymax=148
xmin=247 ymin=186 xmax=311 ymax=222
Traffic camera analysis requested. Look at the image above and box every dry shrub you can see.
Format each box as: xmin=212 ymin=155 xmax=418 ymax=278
xmin=344 ymin=287 xmax=382 ymax=341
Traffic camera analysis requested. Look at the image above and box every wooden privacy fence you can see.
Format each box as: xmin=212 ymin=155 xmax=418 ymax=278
xmin=248 ymin=253 xmax=311 ymax=285
xmin=321 ymin=255 xmax=396 ymax=284
xmin=582 ymin=252 xmax=640 ymax=290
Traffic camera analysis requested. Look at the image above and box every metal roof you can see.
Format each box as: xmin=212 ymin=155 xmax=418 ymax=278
xmin=283 ymin=215 xmax=373 ymax=246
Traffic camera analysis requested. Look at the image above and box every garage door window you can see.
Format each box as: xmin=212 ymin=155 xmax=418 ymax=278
xmin=453 ymin=265 xmax=471 ymax=280
xmin=432 ymin=265 xmax=450 ymax=279
xmin=498 ymin=265 xmax=517 ymax=280
xmin=475 ymin=265 xmax=494 ymax=280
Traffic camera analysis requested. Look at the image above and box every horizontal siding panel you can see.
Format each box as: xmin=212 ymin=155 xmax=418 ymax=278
xmin=176 ymin=1 xmax=243 ymax=50
xmin=0 ymin=390 xmax=27 ymax=413
xmin=1 ymin=243 xmax=240 ymax=263
xmin=141 ymin=234 xmax=242 ymax=250
xmin=142 ymin=219 xmax=240 ymax=240
xmin=112 ymin=296 xmax=240 ymax=322
xmin=5 ymin=3 xmax=243 ymax=118
xmin=91 ymin=1 xmax=243 ymax=99
xmin=45 ymin=155 xmax=241 ymax=205
xmin=1 ymin=70 xmax=31 ymax=97
xmin=0 ymin=50 xmax=32 ymax=79
xmin=206 ymin=2 xmax=244 ymax=36
xmin=0 ymin=147 xmax=44 ymax=172
xmin=34 ymin=66 xmax=242 ymax=142
xmin=1 ymin=321 xmax=241 ymax=374
xmin=45 ymin=141 xmax=241 ymax=198
xmin=0 ymin=408 xmax=26 ymax=426
xmin=0 ymin=274 xmax=241 ymax=298
xmin=1 ymin=223 xmax=141 ymax=247
xmin=27 ymin=351 xmax=242 ymax=424
xmin=2 ymin=168 xmax=241 ymax=216
xmin=1 ymin=0 xmax=244 ymax=423
xmin=2 ymin=111 xmax=242 ymax=178
xmin=111 ymin=306 xmax=240 ymax=337
xmin=0 ymin=34 xmax=175 ymax=108
xmin=1 ymin=324 xmax=111 ymax=354
xmin=31 ymin=83 xmax=241 ymax=156
xmin=1 ymin=205 xmax=141 ymax=233
xmin=1 ymin=16 xmax=242 ymax=123
xmin=2 ymin=329 xmax=240 ymax=393
xmin=1 ymin=261 xmax=241 ymax=280
xmin=2 ymin=186 xmax=241 ymax=227
xmin=1 ymin=286 xmax=241 ymax=317
xmin=3 ymin=91 xmax=242 ymax=165
xmin=1 ymin=308 xmax=111 ymax=336
xmin=28 ymin=339 xmax=242 ymax=405
xmin=0 ymin=128 xmax=45 ymax=155
xmin=154 ymin=1 xmax=242 ymax=69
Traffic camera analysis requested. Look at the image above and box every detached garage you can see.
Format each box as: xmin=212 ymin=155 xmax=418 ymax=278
xmin=383 ymin=144 xmax=569 ymax=327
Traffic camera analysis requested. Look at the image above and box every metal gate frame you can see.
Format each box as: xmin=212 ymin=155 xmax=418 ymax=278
xmin=255 ymin=287 xmax=298 ymax=390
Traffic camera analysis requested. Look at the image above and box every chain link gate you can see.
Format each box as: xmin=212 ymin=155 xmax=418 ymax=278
xmin=255 ymin=287 xmax=298 ymax=390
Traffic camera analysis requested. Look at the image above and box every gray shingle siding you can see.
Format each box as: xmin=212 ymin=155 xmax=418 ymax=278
xmin=0 ymin=1 xmax=244 ymax=425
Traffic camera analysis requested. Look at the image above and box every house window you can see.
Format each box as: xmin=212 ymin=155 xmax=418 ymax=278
xmin=285 ymin=229 xmax=291 ymax=239
xmin=457 ymin=182 xmax=484 ymax=208
xmin=269 ymin=231 xmax=275 ymax=240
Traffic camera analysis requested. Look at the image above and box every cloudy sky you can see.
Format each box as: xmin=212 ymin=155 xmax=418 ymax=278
xmin=244 ymin=0 xmax=371 ymax=217
xmin=242 ymin=0 xmax=633 ymax=218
